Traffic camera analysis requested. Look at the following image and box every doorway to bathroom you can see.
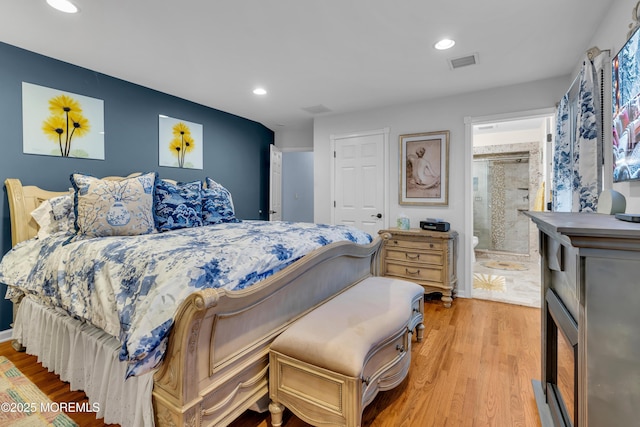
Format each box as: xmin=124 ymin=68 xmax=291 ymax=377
xmin=470 ymin=113 xmax=552 ymax=308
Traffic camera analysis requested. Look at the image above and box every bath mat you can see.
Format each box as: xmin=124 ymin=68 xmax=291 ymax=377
xmin=482 ymin=260 xmax=528 ymax=271
xmin=473 ymin=273 xmax=506 ymax=292
xmin=0 ymin=356 xmax=78 ymax=426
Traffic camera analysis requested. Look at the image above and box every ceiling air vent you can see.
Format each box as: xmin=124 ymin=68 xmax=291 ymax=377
xmin=448 ymin=53 xmax=479 ymax=70
xmin=301 ymin=104 xmax=332 ymax=115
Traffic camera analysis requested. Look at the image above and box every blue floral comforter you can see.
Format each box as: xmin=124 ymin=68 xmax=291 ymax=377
xmin=0 ymin=221 xmax=372 ymax=377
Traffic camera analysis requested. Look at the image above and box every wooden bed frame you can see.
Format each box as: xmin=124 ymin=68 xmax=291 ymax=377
xmin=4 ymin=176 xmax=381 ymax=426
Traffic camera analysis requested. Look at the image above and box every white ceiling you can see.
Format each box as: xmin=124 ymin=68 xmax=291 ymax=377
xmin=0 ymin=0 xmax=614 ymax=131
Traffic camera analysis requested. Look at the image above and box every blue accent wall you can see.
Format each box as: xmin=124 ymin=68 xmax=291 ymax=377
xmin=0 ymin=42 xmax=274 ymax=330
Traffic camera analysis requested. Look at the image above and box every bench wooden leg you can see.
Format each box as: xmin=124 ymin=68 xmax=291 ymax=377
xmin=269 ymin=401 xmax=284 ymax=427
xmin=416 ymin=323 xmax=425 ymax=342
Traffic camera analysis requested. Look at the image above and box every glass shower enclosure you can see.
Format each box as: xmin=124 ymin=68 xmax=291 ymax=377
xmin=473 ymin=153 xmax=530 ymax=255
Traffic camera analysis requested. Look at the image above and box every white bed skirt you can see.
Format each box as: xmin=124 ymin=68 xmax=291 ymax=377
xmin=13 ymin=297 xmax=155 ymax=426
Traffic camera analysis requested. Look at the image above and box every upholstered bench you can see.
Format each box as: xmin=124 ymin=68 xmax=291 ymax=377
xmin=268 ymin=276 xmax=424 ymax=427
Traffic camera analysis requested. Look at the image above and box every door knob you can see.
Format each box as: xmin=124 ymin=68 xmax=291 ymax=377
xmin=371 ymin=213 xmax=382 ymax=218
xmin=269 ymin=210 xmax=277 ymax=214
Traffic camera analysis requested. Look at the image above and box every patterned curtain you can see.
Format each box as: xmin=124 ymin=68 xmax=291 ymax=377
xmin=553 ymin=94 xmax=571 ymax=211
xmin=552 ymin=56 xmax=601 ymax=212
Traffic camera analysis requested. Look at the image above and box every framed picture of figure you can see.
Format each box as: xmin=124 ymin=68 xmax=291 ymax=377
xmin=399 ymin=130 xmax=449 ymax=206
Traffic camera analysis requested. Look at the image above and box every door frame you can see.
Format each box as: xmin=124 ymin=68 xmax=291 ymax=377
xmin=269 ymin=144 xmax=282 ymax=221
xmin=463 ymin=108 xmax=555 ymax=299
xmin=330 ymin=127 xmax=390 ymax=230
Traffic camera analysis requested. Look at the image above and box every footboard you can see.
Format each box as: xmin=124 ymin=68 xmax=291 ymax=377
xmin=152 ymin=237 xmax=381 ymax=426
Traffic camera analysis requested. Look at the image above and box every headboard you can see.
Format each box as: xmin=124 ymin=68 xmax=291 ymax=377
xmin=5 ymin=178 xmax=68 ymax=247
xmin=4 ymin=173 xmax=158 ymax=247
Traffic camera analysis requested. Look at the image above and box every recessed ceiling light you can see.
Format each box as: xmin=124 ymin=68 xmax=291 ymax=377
xmin=434 ymin=39 xmax=455 ymax=50
xmin=253 ymin=88 xmax=267 ymax=95
xmin=46 ymin=0 xmax=79 ymax=13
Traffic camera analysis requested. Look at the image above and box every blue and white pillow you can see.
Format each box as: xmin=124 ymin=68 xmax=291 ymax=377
xmin=202 ymin=177 xmax=240 ymax=225
xmin=31 ymin=194 xmax=75 ymax=239
xmin=154 ymin=179 xmax=203 ymax=232
xmin=70 ymin=172 xmax=157 ymax=238
xmin=50 ymin=194 xmax=75 ymax=229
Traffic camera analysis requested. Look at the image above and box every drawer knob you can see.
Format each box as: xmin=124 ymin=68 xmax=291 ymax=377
xmin=405 ymin=268 xmax=420 ymax=275
xmin=396 ymin=344 xmax=405 ymax=353
xmin=406 ymin=253 xmax=420 ymax=260
xmin=429 ymin=243 xmax=434 ymax=248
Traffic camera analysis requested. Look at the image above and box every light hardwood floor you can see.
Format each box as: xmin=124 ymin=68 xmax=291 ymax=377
xmin=0 ymin=298 xmax=542 ymax=427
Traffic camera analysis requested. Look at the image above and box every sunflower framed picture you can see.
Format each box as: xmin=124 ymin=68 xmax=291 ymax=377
xmin=158 ymin=115 xmax=203 ymax=169
xmin=22 ymin=82 xmax=105 ymax=159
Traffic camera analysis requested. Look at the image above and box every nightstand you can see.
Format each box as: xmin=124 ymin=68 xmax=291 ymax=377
xmin=378 ymin=228 xmax=458 ymax=307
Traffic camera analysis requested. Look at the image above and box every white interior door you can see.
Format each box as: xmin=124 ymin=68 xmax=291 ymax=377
xmin=332 ymin=129 xmax=387 ymax=235
xmin=269 ymin=145 xmax=282 ymax=221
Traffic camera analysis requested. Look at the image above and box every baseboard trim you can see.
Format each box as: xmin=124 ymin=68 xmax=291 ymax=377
xmin=0 ymin=329 xmax=13 ymax=343
xmin=532 ymin=379 xmax=554 ymax=427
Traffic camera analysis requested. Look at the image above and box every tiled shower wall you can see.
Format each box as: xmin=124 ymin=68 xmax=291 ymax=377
xmin=489 ymin=159 xmax=529 ymax=253
xmin=473 ymin=141 xmax=542 ymax=261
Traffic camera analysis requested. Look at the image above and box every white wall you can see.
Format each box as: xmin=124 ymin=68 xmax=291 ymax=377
xmin=473 ymin=123 xmax=547 ymax=147
xmin=589 ymin=0 xmax=640 ymax=212
xmin=274 ymin=125 xmax=313 ymax=150
xmin=309 ymin=0 xmax=640 ymax=297
xmin=314 ymin=76 xmax=569 ymax=297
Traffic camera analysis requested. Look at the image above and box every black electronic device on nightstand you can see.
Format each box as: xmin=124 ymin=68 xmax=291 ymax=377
xmin=419 ymin=219 xmax=450 ymax=232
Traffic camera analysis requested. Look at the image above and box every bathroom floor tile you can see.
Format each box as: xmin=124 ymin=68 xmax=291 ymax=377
xmin=472 ymin=259 xmax=540 ymax=308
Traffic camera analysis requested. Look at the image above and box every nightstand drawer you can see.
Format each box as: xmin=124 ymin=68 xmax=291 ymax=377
xmin=384 ymin=261 xmax=443 ymax=282
xmin=385 ymin=239 xmax=443 ymax=251
xmin=378 ymin=228 xmax=458 ymax=308
xmin=384 ymin=248 xmax=443 ymax=265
